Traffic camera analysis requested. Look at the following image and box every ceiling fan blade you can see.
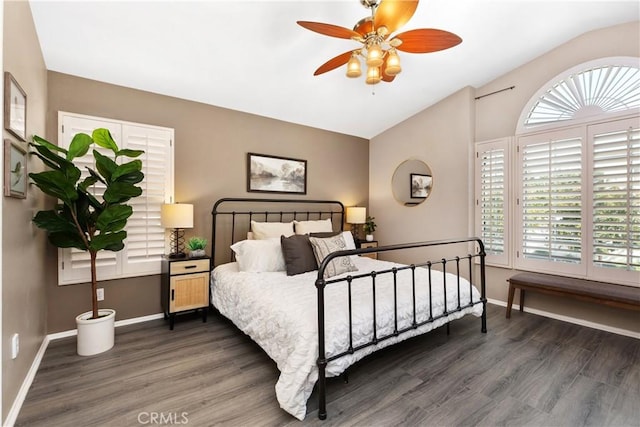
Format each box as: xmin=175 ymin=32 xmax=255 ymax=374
xmin=392 ymin=29 xmax=462 ymax=53
xmin=374 ymin=0 xmax=419 ymax=36
xmin=297 ymin=21 xmax=361 ymax=40
xmin=314 ymin=51 xmax=355 ymax=76
xmin=381 ymin=72 xmax=396 ymax=83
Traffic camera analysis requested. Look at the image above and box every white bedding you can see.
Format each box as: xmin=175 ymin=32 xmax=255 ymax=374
xmin=210 ymin=256 xmax=483 ymax=420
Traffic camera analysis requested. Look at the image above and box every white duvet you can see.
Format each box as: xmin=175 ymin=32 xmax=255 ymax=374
xmin=210 ymin=256 xmax=483 ymax=420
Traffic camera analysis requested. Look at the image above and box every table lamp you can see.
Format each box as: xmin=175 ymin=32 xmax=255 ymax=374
xmin=161 ymin=203 xmax=194 ymax=258
xmin=346 ymin=206 xmax=366 ymax=243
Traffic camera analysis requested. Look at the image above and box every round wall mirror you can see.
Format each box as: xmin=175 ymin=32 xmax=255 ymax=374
xmin=392 ymin=159 xmax=433 ymax=207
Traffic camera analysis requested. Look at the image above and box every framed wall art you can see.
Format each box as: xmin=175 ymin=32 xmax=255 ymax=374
xmin=4 ymin=139 xmax=27 ymax=199
xmin=4 ymin=72 xmax=27 ymax=141
xmin=247 ymin=152 xmax=307 ymax=194
xmin=410 ymin=173 xmax=432 ymax=199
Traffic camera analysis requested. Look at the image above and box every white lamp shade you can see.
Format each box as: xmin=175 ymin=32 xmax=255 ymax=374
xmin=161 ymin=203 xmax=194 ymax=228
xmin=346 ymin=206 xmax=366 ymax=224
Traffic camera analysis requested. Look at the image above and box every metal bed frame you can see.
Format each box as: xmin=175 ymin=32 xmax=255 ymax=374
xmin=211 ymin=197 xmax=487 ymax=420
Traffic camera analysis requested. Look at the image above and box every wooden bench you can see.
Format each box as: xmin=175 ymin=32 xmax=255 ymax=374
xmin=506 ymin=272 xmax=640 ymax=318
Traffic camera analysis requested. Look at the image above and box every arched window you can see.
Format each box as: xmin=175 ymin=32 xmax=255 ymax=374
xmin=517 ymin=57 xmax=640 ymax=133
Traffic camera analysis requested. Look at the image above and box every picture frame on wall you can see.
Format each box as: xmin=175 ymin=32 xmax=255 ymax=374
xmin=247 ymin=152 xmax=307 ymax=194
xmin=4 ymin=72 xmax=27 ymax=142
xmin=410 ymin=173 xmax=432 ymax=199
xmin=4 ymin=139 xmax=28 ymax=199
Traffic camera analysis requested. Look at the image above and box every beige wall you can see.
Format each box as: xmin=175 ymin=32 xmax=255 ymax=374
xmin=370 ymin=86 xmax=475 ymax=265
xmin=475 ymin=21 xmax=640 ymax=141
xmin=46 ymin=71 xmax=369 ymax=332
xmin=2 ymin=0 xmax=49 ymax=421
xmin=371 ymin=21 xmax=639 ymax=334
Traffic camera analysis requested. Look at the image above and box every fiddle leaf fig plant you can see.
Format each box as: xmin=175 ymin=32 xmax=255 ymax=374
xmin=29 ymin=129 xmax=144 ymax=320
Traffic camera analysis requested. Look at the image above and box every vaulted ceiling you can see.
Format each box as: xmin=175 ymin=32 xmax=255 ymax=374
xmin=29 ymin=0 xmax=639 ymax=139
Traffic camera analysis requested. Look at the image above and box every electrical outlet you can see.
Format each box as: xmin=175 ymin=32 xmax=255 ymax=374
xmin=97 ymin=288 xmax=105 ymax=301
xmin=11 ymin=333 xmax=19 ymax=359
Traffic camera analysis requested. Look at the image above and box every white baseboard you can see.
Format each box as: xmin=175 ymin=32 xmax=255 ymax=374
xmin=5 ymin=312 xmax=165 ymax=426
xmin=4 ymin=336 xmax=50 ymax=427
xmin=487 ymin=298 xmax=640 ymax=339
xmin=47 ymin=312 xmax=165 ymax=340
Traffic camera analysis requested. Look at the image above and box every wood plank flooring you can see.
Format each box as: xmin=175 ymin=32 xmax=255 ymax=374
xmin=16 ymin=305 xmax=640 ymax=426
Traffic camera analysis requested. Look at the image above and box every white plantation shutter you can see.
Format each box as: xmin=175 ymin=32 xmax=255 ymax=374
xmin=475 ymin=138 xmax=510 ymax=267
xmin=59 ymin=115 xmax=120 ymax=283
xmin=516 ymin=128 xmax=586 ymax=276
xmin=122 ymin=126 xmax=172 ymax=276
xmin=588 ymin=118 xmax=640 ymax=283
xmin=58 ymin=112 xmax=174 ymax=285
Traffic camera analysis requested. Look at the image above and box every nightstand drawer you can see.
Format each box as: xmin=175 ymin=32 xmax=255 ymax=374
xmin=359 ymin=240 xmax=378 ymax=260
xmin=169 ymin=259 xmax=210 ymax=275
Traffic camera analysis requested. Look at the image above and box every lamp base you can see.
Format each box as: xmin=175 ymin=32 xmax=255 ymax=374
xmin=168 ymin=252 xmax=187 ymax=259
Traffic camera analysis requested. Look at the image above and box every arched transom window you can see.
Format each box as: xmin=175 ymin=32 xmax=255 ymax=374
xmin=519 ymin=57 xmax=640 ymax=131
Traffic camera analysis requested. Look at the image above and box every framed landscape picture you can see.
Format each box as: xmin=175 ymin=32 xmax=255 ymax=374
xmin=247 ymin=153 xmax=307 ymax=194
xmin=410 ymin=173 xmax=432 ymax=199
xmin=4 ymin=72 xmax=27 ymax=141
xmin=4 ymin=139 xmax=27 ymax=199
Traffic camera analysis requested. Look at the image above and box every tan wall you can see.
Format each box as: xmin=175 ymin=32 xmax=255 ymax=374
xmin=369 ymin=86 xmax=475 ymax=264
xmin=474 ymin=21 xmax=640 ymax=334
xmin=2 ymin=0 xmax=49 ymax=421
xmin=46 ymin=71 xmax=369 ymax=333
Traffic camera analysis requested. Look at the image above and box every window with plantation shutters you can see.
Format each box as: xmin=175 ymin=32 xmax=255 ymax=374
xmin=475 ymin=138 xmax=510 ymax=267
xmin=588 ymin=118 xmax=640 ymax=283
xmin=58 ymin=112 xmax=174 ymax=285
xmin=516 ymin=128 xmax=586 ymax=277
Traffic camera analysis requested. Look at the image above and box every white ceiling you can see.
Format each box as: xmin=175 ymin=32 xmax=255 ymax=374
xmin=29 ymin=0 xmax=639 ymax=139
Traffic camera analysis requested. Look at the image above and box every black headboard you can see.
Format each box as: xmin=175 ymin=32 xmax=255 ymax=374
xmin=211 ymin=198 xmax=345 ymax=267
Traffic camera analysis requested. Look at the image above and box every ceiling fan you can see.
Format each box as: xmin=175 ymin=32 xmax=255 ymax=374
xmin=297 ymin=0 xmax=462 ymax=85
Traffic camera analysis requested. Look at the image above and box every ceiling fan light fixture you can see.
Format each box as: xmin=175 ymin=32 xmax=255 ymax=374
xmin=365 ymin=66 xmax=381 ymax=85
xmin=366 ymin=42 xmax=384 ymax=67
xmin=385 ymin=49 xmax=402 ymax=76
xmin=346 ymin=54 xmax=362 ymax=78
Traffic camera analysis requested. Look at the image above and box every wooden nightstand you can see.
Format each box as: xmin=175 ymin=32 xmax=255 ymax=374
xmin=161 ymin=256 xmax=211 ymax=330
xmin=358 ymin=240 xmax=378 ymax=259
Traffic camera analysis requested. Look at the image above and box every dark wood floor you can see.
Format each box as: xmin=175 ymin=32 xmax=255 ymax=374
xmin=16 ymin=304 xmax=640 ymax=427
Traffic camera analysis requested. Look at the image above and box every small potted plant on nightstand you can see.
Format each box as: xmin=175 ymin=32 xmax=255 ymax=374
xmin=187 ymin=237 xmax=207 ymax=258
xmin=364 ymin=216 xmax=376 ymax=242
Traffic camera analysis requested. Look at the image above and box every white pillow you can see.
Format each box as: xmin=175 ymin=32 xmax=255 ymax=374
xmin=309 ymin=234 xmax=358 ymax=278
xmin=230 ymin=239 xmax=285 ymax=272
xmin=250 ymin=220 xmax=294 ymax=240
xmin=341 ymin=231 xmax=356 ymax=250
xmin=294 ymin=218 xmax=333 ymax=235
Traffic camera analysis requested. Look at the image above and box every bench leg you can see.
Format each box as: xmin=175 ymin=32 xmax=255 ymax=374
xmin=506 ymin=283 xmax=515 ymax=319
xmin=520 ymin=289 xmax=525 ymax=312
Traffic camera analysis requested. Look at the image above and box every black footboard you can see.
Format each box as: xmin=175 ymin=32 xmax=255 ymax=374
xmin=314 ymin=238 xmax=487 ymax=420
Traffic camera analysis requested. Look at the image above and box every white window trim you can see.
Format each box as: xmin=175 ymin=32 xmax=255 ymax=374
xmin=57 ymin=111 xmax=174 ymax=285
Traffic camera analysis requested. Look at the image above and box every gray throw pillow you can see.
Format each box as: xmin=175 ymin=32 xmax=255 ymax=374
xmin=281 ymin=235 xmax=318 ymax=276
xmin=309 ymin=234 xmax=358 ymax=279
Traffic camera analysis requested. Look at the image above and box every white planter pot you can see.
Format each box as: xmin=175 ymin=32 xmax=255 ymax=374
xmin=75 ymin=309 xmax=116 ymax=356
xmin=189 ymin=249 xmax=206 ymax=258
xmin=366 ymin=234 xmax=374 ymax=242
